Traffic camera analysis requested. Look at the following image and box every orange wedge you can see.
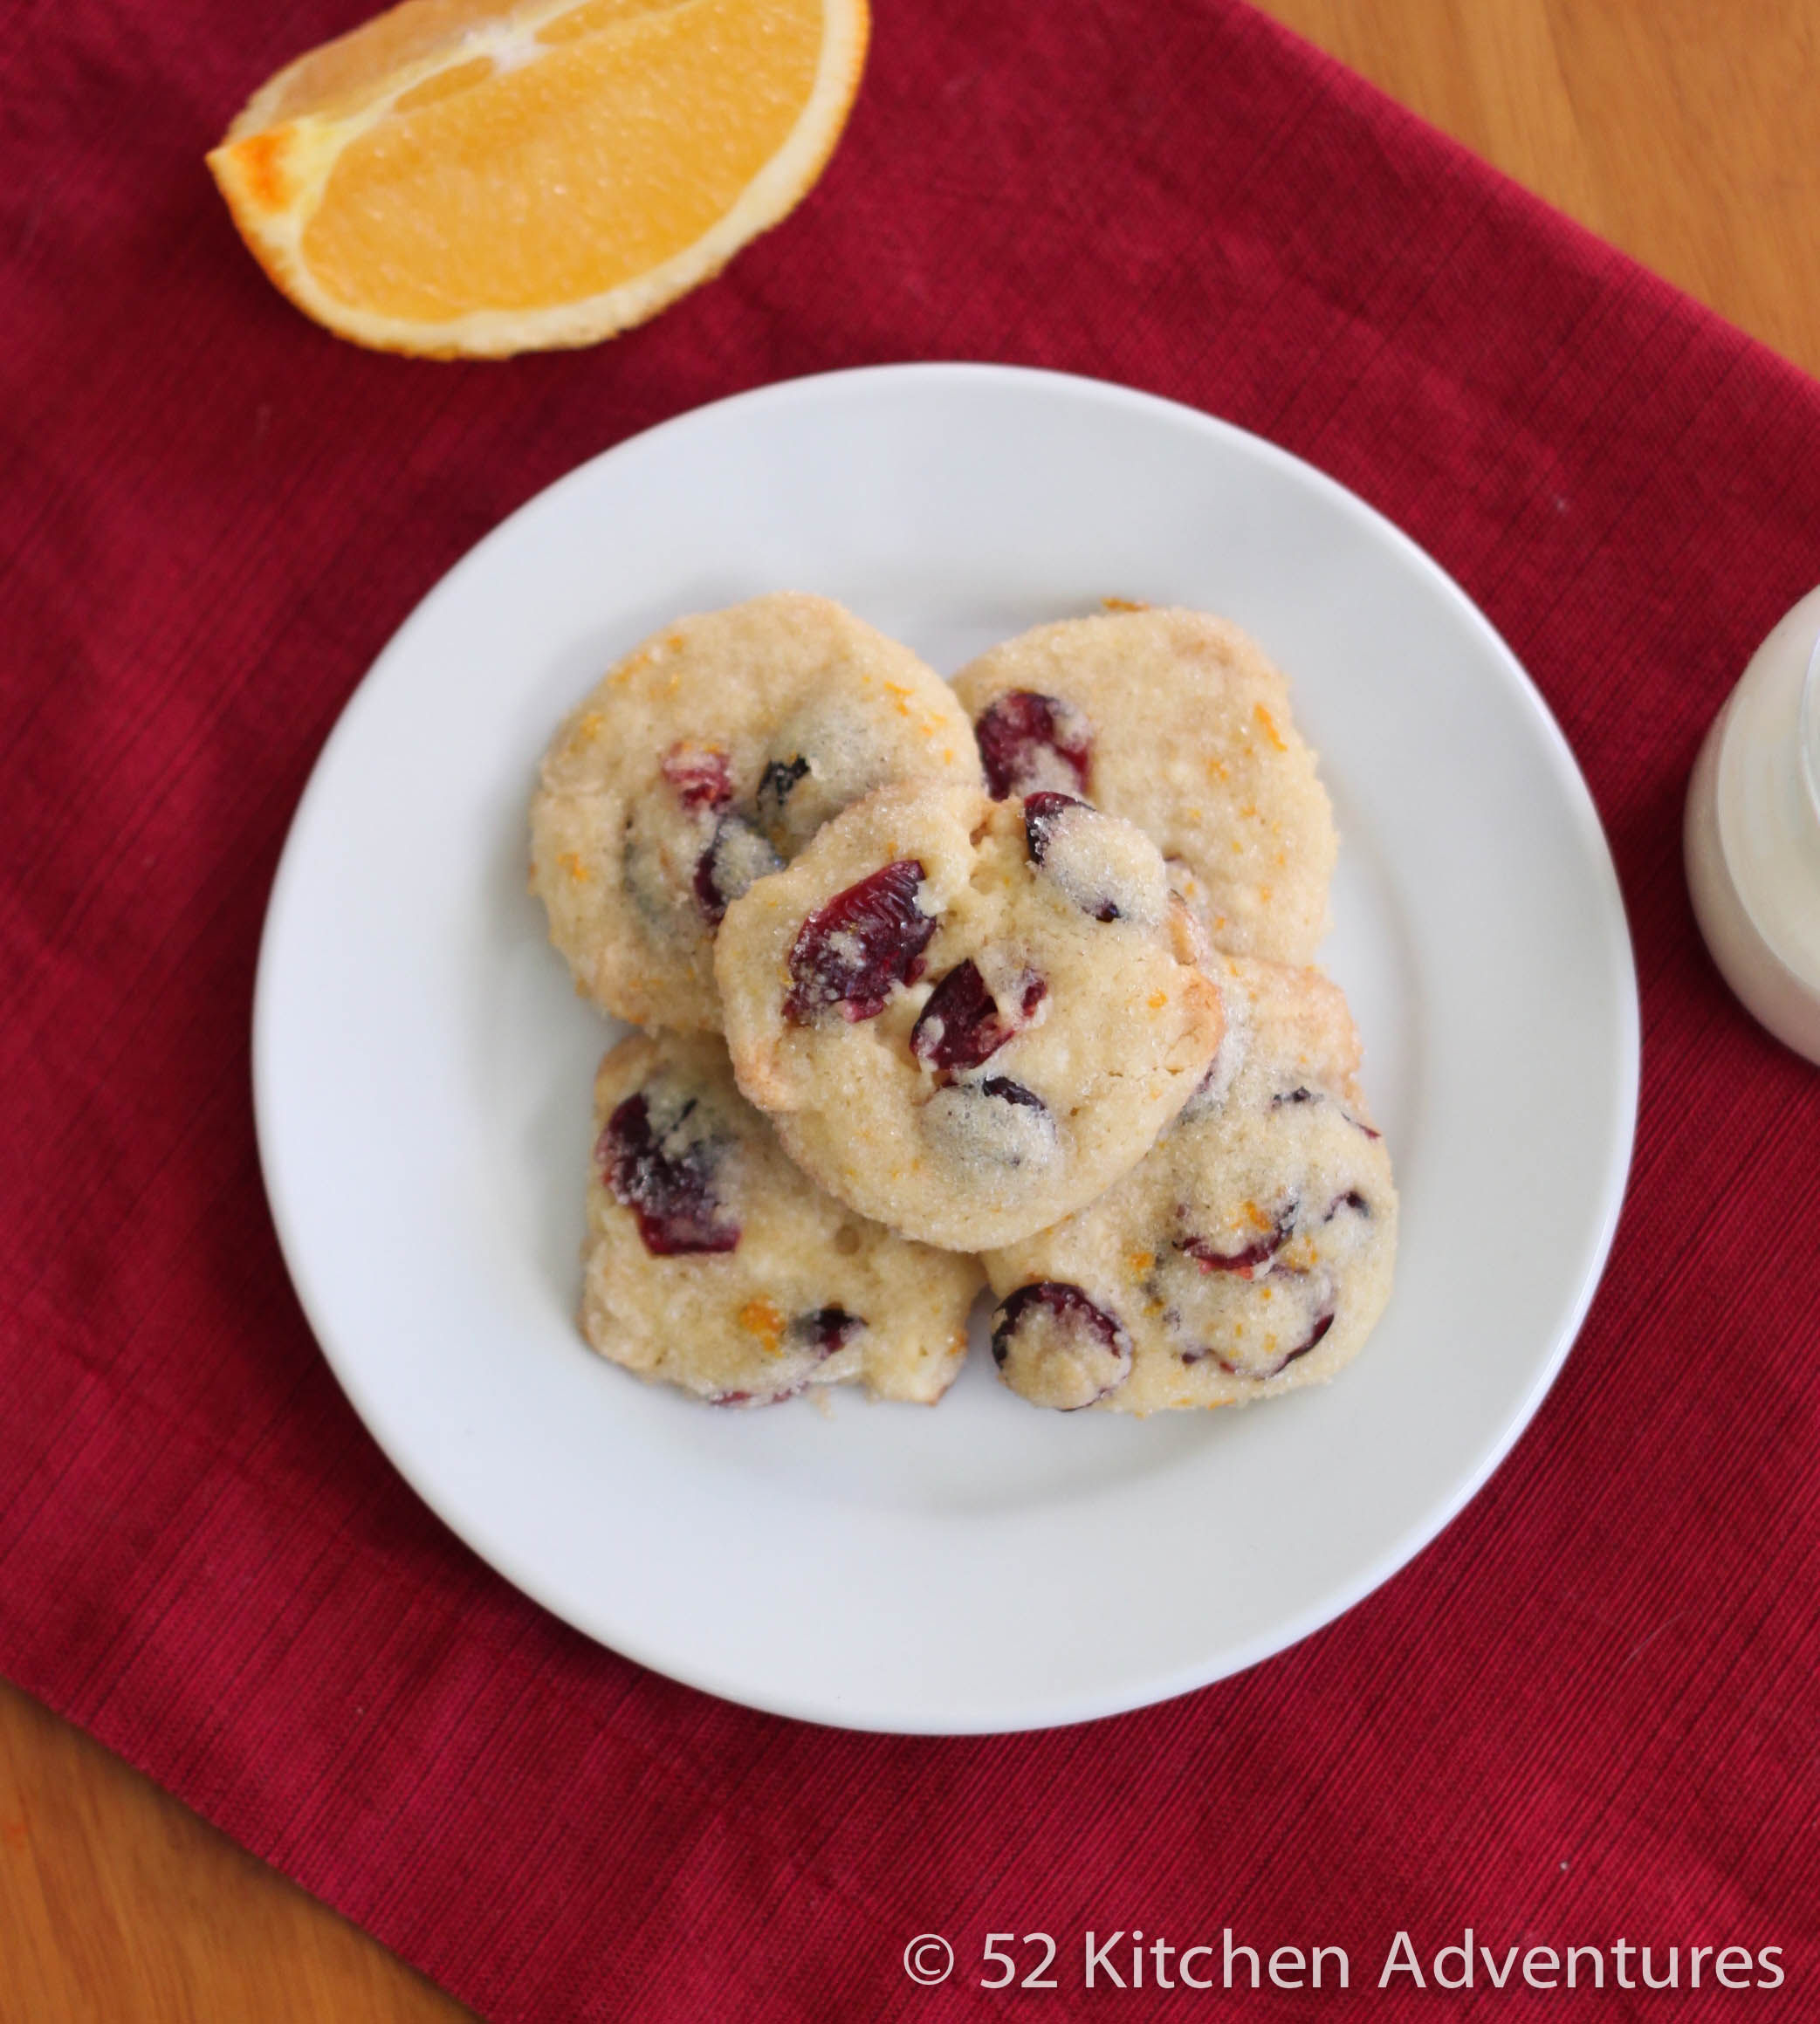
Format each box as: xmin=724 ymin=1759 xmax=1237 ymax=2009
xmin=208 ymin=0 xmax=868 ymax=357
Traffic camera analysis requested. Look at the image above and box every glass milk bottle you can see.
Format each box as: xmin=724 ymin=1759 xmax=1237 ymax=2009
xmin=1685 ymin=586 xmax=1820 ymax=1066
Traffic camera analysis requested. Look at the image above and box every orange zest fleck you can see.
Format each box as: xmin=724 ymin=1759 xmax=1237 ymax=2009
xmin=1253 ymin=702 xmax=1288 ymax=753
xmin=738 ymin=1298 xmax=786 ymax=1352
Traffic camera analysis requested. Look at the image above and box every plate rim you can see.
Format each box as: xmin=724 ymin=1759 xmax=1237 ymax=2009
xmin=252 ymin=360 xmax=1641 ymax=1733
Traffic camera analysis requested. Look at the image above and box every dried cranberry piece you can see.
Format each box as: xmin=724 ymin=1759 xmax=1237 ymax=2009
xmin=911 ymin=961 xmax=1000 ymax=1073
xmin=1178 ymin=1201 xmax=1295 ymax=1277
xmin=1022 ymin=790 xmax=1087 ymax=863
xmin=991 ymin=1280 xmax=1132 ymax=1410
xmin=795 ymin=1307 xmax=863 ymax=1355
xmin=691 ymin=847 xmax=725 ymax=924
xmin=1326 ymin=1190 xmax=1370 ymax=1219
xmin=1178 ymin=1046 xmax=1236 ymax=1124
xmin=784 ymin=860 xmax=936 ymax=1023
xmin=757 ymin=753 xmax=811 ymax=824
xmin=979 ymin=1075 xmax=1045 ymax=1110
xmin=1276 ymin=1308 xmax=1336 ymax=1369
xmin=976 ymin=690 xmax=1092 ymax=799
xmin=1191 ymin=1307 xmax=1336 ymax=1380
xmin=992 ymin=1281 xmax=1121 ymax=1362
xmin=660 ymin=742 xmax=733 ymax=812
xmin=692 ymin=814 xmax=782 ymax=925
xmin=1273 ymin=1087 xmax=1319 ymax=1108
xmin=600 ymin=1092 xmax=739 ymax=1256
xmin=1022 ymin=792 xmax=1123 ymax=921
xmin=910 ymin=960 xmax=1046 ymax=1078
xmin=709 ymin=1381 xmax=808 ymax=1409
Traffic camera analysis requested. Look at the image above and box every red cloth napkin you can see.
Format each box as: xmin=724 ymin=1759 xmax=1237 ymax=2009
xmin=5 ymin=1 xmax=1818 ymax=2017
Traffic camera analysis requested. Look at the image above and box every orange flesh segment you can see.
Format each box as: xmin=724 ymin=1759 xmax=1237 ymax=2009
xmin=299 ymin=0 xmax=822 ymax=319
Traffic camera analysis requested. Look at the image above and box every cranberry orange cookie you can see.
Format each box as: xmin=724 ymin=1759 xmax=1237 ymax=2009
xmin=531 ymin=595 xmax=979 ymax=1031
xmin=951 ymin=608 xmax=1337 ymax=964
xmin=583 ymin=1032 xmax=981 ymax=1407
xmin=714 ymin=781 xmax=1225 ymax=1252
xmin=982 ymin=957 xmax=1396 ymax=1412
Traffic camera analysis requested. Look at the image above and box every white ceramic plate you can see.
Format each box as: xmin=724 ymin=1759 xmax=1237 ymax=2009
xmin=254 ymin=365 xmax=1638 ymax=1734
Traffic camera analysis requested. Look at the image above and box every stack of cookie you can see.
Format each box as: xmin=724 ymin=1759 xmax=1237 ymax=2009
xmin=529 ymin=594 xmax=1397 ymax=1414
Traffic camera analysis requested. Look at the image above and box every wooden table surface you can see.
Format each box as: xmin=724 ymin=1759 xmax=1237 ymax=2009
xmin=5 ymin=4 xmax=1817 ymax=2019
